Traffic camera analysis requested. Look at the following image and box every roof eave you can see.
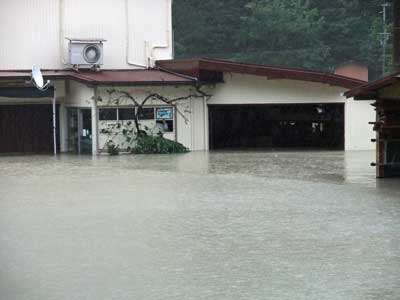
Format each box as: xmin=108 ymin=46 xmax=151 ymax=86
xmin=345 ymin=74 xmax=400 ymax=99
xmin=157 ymin=58 xmax=366 ymax=89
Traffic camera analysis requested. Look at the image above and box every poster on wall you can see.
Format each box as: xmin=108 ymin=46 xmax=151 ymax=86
xmin=156 ymin=107 xmax=173 ymax=120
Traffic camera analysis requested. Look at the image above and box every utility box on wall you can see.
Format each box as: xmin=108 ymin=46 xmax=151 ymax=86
xmin=68 ymin=38 xmax=106 ymax=67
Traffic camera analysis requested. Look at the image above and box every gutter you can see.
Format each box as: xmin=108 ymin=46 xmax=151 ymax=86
xmin=157 ymin=67 xmax=198 ymax=82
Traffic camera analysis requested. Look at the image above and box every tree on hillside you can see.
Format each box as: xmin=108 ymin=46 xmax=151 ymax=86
xmin=173 ymin=0 xmax=248 ymax=58
xmin=173 ymin=0 xmax=393 ymax=79
xmin=309 ymin=0 xmax=392 ymax=77
xmin=234 ymin=0 xmax=328 ymax=70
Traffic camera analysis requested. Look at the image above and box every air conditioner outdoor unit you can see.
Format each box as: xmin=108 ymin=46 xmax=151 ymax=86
xmin=67 ymin=38 xmax=106 ymax=67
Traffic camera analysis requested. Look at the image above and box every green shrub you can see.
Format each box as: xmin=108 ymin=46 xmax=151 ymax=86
xmin=106 ymin=141 xmax=120 ymax=156
xmin=132 ymin=136 xmax=189 ymax=154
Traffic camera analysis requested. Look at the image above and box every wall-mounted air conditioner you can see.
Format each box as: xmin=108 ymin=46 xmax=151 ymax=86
xmin=67 ymin=38 xmax=106 ymax=67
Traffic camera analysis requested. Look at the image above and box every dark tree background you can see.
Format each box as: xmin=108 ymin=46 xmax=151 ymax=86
xmin=173 ymin=0 xmax=394 ymax=80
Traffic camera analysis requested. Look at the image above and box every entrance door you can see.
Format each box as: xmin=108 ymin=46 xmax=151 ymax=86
xmin=67 ymin=108 xmax=92 ymax=154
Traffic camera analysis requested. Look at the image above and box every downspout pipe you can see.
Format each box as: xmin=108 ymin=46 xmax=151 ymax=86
xmin=150 ymin=0 xmax=173 ymax=65
xmin=59 ymin=0 xmax=68 ymax=65
xmin=125 ymin=0 xmax=148 ymax=68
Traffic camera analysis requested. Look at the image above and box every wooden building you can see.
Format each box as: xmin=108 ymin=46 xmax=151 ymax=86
xmin=346 ymin=74 xmax=400 ymax=177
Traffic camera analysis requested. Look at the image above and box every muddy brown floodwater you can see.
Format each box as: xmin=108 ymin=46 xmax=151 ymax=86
xmin=0 ymin=151 xmax=399 ymax=300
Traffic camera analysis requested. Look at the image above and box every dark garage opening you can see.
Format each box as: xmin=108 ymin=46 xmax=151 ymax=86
xmin=209 ymin=104 xmax=344 ymax=150
xmin=0 ymin=104 xmax=59 ymax=154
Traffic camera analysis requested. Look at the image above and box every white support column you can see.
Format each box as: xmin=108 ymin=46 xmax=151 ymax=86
xmin=59 ymin=101 xmax=68 ymax=153
xmin=203 ymin=96 xmax=209 ymax=151
xmin=52 ymin=91 xmax=57 ymax=156
xmin=92 ymin=88 xmax=99 ymax=156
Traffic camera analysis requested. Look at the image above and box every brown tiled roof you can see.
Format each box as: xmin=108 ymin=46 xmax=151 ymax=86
xmin=156 ymin=58 xmax=367 ymax=89
xmin=0 ymin=59 xmax=367 ymax=89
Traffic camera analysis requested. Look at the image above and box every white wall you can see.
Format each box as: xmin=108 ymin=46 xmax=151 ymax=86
xmin=65 ymin=81 xmax=94 ymax=107
xmin=208 ymin=73 xmax=347 ymax=105
xmin=345 ymin=98 xmax=375 ymax=151
xmin=0 ymin=0 xmax=172 ymax=70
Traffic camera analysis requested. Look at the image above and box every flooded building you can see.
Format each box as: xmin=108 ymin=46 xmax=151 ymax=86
xmin=346 ymin=74 xmax=400 ymax=178
xmin=0 ymin=0 xmax=374 ymax=155
xmin=345 ymin=0 xmax=400 ymax=178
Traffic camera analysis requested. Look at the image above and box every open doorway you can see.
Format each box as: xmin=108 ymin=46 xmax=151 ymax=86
xmin=67 ymin=108 xmax=92 ymax=154
xmin=209 ymin=104 xmax=345 ymax=150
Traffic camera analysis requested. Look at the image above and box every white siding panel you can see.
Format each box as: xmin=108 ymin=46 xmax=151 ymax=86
xmin=63 ymin=0 xmax=127 ymax=69
xmin=0 ymin=0 xmax=60 ymax=69
xmin=0 ymin=0 xmax=172 ymax=70
xmin=128 ymin=0 xmax=172 ymax=63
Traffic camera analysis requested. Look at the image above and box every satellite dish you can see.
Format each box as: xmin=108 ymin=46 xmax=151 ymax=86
xmin=31 ymin=66 xmax=50 ymax=91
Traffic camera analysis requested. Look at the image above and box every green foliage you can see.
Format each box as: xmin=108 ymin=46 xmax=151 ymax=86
xmin=132 ymin=136 xmax=189 ymax=154
xmin=309 ymin=0 xmax=393 ymax=78
xmin=173 ymin=0 xmax=248 ymax=58
xmin=173 ymin=0 xmax=394 ymax=79
xmin=235 ymin=0 xmax=328 ymax=69
xmin=106 ymin=141 xmax=120 ymax=156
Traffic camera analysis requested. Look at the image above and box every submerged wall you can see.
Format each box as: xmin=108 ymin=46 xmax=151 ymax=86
xmin=95 ymin=85 xmax=207 ymax=152
xmin=57 ymin=72 xmax=374 ymax=153
xmin=206 ymin=73 xmax=375 ymax=151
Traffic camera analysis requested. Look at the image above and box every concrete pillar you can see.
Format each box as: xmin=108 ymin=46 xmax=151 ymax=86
xmin=92 ymin=88 xmax=99 ymax=156
xmin=59 ymin=101 xmax=68 ymax=153
xmin=203 ymin=96 xmax=209 ymax=151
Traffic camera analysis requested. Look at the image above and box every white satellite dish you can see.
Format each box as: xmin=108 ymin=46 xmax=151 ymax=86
xmin=31 ymin=66 xmax=50 ymax=90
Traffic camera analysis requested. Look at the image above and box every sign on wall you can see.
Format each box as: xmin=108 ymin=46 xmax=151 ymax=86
xmin=156 ymin=107 xmax=173 ymax=120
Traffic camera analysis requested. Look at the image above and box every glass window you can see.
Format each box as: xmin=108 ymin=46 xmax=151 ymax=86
xmin=156 ymin=107 xmax=173 ymax=120
xmin=156 ymin=120 xmax=174 ymax=132
xmin=138 ymin=107 xmax=155 ymax=120
xmin=99 ymin=108 xmax=117 ymax=121
xmin=118 ymin=108 xmax=135 ymax=120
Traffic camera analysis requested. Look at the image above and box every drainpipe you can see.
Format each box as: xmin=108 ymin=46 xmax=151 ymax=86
xmin=149 ymin=0 xmax=172 ymax=66
xmin=125 ymin=0 xmax=148 ymax=68
xmin=59 ymin=0 xmax=68 ymax=66
xmin=394 ymin=0 xmax=400 ymax=71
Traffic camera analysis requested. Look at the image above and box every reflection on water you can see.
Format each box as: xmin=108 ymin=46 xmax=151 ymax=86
xmin=0 ymin=151 xmax=399 ymax=300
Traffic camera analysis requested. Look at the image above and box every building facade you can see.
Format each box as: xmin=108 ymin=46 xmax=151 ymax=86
xmin=346 ymin=73 xmax=400 ymax=177
xmin=0 ymin=0 xmax=375 ymax=155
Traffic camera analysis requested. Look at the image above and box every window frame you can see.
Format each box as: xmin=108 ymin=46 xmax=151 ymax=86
xmin=98 ymin=106 xmax=175 ymax=132
xmin=99 ymin=108 xmax=118 ymax=121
